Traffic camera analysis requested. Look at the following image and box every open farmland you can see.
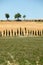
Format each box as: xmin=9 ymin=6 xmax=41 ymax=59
xmin=0 ymin=37 xmax=43 ymax=65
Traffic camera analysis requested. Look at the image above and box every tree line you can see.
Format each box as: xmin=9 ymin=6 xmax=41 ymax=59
xmin=5 ymin=13 xmax=26 ymax=21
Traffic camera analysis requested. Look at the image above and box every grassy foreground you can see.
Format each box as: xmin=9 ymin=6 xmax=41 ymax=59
xmin=0 ymin=37 xmax=43 ymax=65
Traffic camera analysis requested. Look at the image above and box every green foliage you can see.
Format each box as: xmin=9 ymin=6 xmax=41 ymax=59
xmin=14 ymin=13 xmax=21 ymax=20
xmin=23 ymin=15 xmax=26 ymax=20
xmin=5 ymin=13 xmax=10 ymax=20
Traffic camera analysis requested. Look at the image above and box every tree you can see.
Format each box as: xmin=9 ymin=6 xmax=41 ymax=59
xmin=23 ymin=15 xmax=26 ymax=20
xmin=5 ymin=13 xmax=10 ymax=20
xmin=14 ymin=13 xmax=21 ymax=21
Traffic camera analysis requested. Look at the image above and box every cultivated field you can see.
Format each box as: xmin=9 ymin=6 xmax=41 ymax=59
xmin=0 ymin=21 xmax=43 ymax=31
xmin=0 ymin=37 xmax=43 ymax=65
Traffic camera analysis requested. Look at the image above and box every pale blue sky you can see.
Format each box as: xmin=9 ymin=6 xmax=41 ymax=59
xmin=0 ymin=0 xmax=43 ymax=20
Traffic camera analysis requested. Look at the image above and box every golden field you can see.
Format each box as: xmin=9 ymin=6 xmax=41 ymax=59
xmin=0 ymin=20 xmax=43 ymax=31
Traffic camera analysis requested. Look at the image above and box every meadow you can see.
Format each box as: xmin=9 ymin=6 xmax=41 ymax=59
xmin=0 ymin=37 xmax=43 ymax=65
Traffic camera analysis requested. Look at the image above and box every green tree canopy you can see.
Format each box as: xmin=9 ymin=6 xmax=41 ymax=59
xmin=5 ymin=13 xmax=10 ymax=20
xmin=23 ymin=15 xmax=26 ymax=20
xmin=14 ymin=13 xmax=21 ymax=21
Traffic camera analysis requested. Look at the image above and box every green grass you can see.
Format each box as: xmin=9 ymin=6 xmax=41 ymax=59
xmin=0 ymin=37 xmax=43 ymax=65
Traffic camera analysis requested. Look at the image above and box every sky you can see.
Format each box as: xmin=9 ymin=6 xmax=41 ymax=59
xmin=0 ymin=0 xmax=43 ymax=20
